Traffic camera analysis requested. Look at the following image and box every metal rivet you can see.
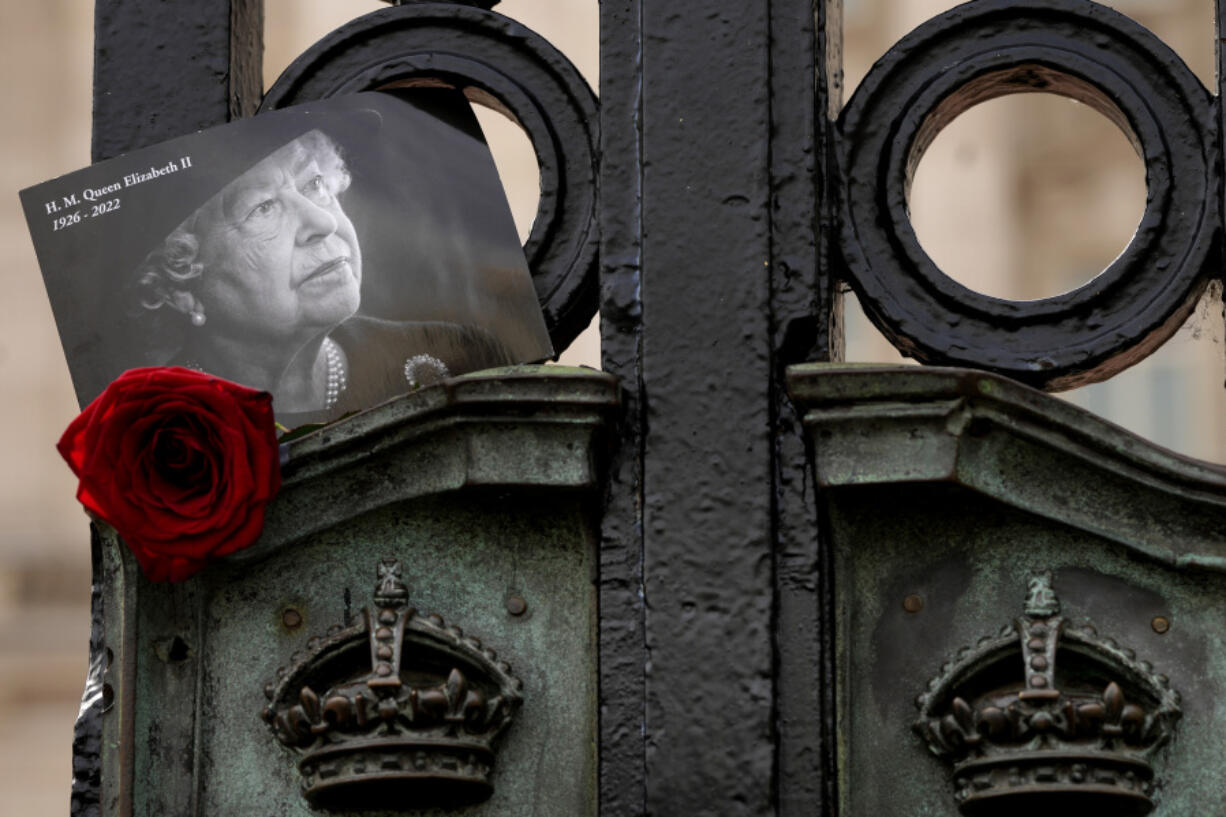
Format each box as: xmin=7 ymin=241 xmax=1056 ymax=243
xmin=1030 ymin=675 xmax=1048 ymax=688
xmin=1027 ymin=638 xmax=1046 ymax=651
xmin=282 ymin=609 xmax=303 ymax=630
xmin=1030 ymin=655 xmax=1048 ymax=671
xmin=376 ymin=645 xmax=393 ymax=659
xmin=506 ymin=596 xmax=528 ymax=616
xmin=376 ymin=663 xmax=392 ymax=676
xmin=1152 ymin=616 xmax=1171 ymax=634
xmin=902 ymin=594 xmax=924 ymax=614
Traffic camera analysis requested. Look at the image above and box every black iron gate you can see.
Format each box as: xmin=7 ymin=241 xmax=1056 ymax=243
xmin=80 ymin=1 xmax=1226 ymax=814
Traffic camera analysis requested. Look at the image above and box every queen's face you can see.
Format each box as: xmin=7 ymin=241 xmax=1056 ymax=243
xmin=192 ymin=134 xmax=361 ymax=347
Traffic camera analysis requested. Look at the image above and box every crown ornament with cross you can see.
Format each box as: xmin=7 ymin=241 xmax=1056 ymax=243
xmin=262 ymin=557 xmax=522 ymax=810
xmin=914 ymin=572 xmax=1180 ymax=817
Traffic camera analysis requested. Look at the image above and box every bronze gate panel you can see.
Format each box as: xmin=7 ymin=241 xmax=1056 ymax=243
xmin=790 ymin=365 xmax=1226 ymax=816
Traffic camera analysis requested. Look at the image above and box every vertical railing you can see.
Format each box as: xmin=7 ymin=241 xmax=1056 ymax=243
xmin=91 ymin=0 xmax=261 ymax=162
xmin=79 ymin=6 xmax=262 ymax=814
xmin=597 ymin=1 xmax=846 ymax=813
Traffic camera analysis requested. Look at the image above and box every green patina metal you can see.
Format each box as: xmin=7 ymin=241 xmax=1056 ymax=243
xmin=98 ymin=366 xmax=618 ymax=817
xmin=787 ymin=363 xmax=1226 ymax=817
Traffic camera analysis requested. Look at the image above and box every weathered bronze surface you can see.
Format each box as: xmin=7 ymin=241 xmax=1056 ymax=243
xmin=264 ymin=556 xmax=523 ymax=810
xmin=788 ymin=364 xmax=1226 ymax=816
xmin=96 ymin=366 xmax=617 ymax=816
xmin=915 ymin=571 xmax=1179 ymax=816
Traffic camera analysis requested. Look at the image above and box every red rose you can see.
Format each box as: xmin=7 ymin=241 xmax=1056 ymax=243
xmin=57 ymin=367 xmax=281 ymax=582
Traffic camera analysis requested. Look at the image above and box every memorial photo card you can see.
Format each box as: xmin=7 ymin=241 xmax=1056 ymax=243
xmin=21 ymin=89 xmax=553 ymax=427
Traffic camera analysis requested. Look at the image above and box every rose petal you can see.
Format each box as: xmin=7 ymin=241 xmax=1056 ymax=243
xmin=56 ymin=367 xmax=281 ymax=582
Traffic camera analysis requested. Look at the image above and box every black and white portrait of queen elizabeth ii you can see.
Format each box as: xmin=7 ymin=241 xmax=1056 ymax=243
xmin=23 ymin=90 xmax=554 ymax=426
xmin=131 ymin=127 xmax=515 ymax=426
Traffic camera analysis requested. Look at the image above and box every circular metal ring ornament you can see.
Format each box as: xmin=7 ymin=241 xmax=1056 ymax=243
xmin=837 ymin=0 xmax=1217 ymax=390
xmin=261 ymin=3 xmax=599 ymax=353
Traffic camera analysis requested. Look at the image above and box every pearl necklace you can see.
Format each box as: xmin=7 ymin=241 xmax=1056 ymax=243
xmin=181 ymin=337 xmax=348 ymax=411
xmin=322 ymin=337 xmax=347 ymax=410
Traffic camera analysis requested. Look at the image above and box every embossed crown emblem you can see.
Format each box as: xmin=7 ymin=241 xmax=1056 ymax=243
xmin=914 ymin=572 xmax=1180 ymax=817
xmin=262 ymin=558 xmax=522 ymax=810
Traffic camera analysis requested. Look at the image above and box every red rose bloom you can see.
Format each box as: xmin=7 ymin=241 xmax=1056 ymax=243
xmin=58 ymin=367 xmax=281 ymax=582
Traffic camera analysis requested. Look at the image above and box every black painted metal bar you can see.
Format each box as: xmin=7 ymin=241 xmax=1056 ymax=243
xmin=771 ymin=3 xmax=842 ymax=814
xmin=92 ymin=0 xmax=262 ymax=161
xmin=80 ymin=5 xmax=263 ymax=815
xmin=599 ymin=3 xmax=778 ymax=812
xmin=599 ymin=1 xmax=845 ymax=811
xmin=597 ymin=0 xmax=647 ymax=812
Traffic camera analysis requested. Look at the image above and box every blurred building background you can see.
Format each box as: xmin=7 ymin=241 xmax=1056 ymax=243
xmin=0 ymin=0 xmax=1218 ymax=812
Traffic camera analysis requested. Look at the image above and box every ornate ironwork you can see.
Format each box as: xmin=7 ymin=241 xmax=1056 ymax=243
xmin=260 ymin=2 xmax=600 ymax=353
xmin=262 ymin=557 xmax=523 ymax=810
xmin=84 ymin=0 xmax=1226 ymax=814
xmin=837 ymin=0 xmax=1217 ymax=390
xmin=915 ymin=572 xmax=1181 ymax=816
